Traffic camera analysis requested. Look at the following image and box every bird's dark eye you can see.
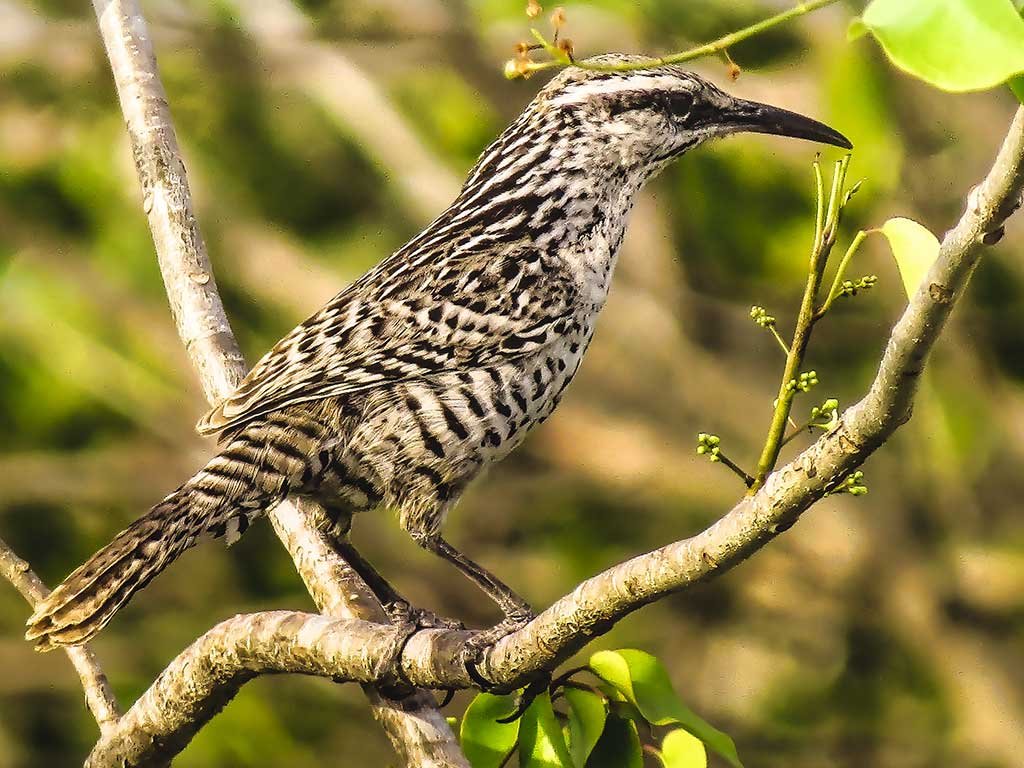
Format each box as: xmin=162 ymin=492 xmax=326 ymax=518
xmin=663 ymin=91 xmax=695 ymax=117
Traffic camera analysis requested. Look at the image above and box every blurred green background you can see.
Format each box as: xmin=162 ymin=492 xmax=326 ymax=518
xmin=2 ymin=1 xmax=1023 ymax=766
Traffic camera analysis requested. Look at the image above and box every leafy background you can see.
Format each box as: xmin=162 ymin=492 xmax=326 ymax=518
xmin=1 ymin=0 xmax=1023 ymax=766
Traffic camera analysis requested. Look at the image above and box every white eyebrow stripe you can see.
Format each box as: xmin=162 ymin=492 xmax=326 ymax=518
xmin=547 ymin=74 xmax=687 ymax=107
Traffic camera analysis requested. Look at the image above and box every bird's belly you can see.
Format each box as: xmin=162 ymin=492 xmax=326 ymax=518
xmin=332 ymin=325 xmax=594 ymax=515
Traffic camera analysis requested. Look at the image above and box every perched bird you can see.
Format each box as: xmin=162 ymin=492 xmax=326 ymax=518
xmin=26 ymin=55 xmax=850 ymax=655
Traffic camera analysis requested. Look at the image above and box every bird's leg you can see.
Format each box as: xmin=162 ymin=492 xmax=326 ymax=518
xmin=313 ymin=501 xmax=407 ymax=619
xmin=414 ymin=533 xmax=535 ymax=624
xmin=331 ymin=536 xmax=463 ymax=630
xmin=410 ymin=531 xmax=536 ymax=692
xmin=316 ymin=497 xmax=463 ymax=628
xmin=330 ymin=536 xmax=407 ymax=615
xmin=408 ymin=530 xmax=535 ymax=689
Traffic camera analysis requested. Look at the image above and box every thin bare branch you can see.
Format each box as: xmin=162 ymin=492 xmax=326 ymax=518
xmin=88 ymin=1 xmax=465 ymax=766
xmin=87 ymin=105 xmax=1024 ymax=767
xmin=510 ymin=0 xmax=840 ymax=78
xmin=0 ymin=537 xmax=121 ymax=733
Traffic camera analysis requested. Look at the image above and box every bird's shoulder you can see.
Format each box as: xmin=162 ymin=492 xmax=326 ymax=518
xmin=196 ymin=240 xmax=579 ymax=437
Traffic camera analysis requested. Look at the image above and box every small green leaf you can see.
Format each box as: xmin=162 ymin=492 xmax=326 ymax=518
xmin=877 ymin=217 xmax=941 ymax=299
xmin=846 ymin=17 xmax=869 ymax=41
xmin=519 ymin=691 xmax=575 ymax=768
xmin=660 ymin=729 xmax=708 ymax=768
xmin=1011 ymin=75 xmax=1024 ymax=104
xmin=860 ymin=0 xmax=1024 ymax=92
xmin=563 ymin=688 xmax=607 ymax=768
xmin=461 ymin=693 xmax=521 ymax=768
xmin=585 ymin=715 xmax=642 ymax=768
xmin=588 ymin=650 xmax=741 ymax=768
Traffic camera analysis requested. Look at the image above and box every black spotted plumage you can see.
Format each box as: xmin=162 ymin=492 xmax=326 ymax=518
xmin=26 ymin=54 xmax=850 ymax=651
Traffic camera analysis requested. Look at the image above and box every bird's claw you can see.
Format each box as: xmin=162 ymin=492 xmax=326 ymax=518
xmin=460 ymin=612 xmax=536 ymax=693
xmin=376 ymin=602 xmax=465 ymax=700
xmin=383 ymin=599 xmax=464 ymax=631
xmin=496 ymin=675 xmax=551 ymax=723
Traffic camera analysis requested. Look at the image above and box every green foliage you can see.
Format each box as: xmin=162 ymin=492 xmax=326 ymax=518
xmin=658 ymin=729 xmax=708 ymax=768
xmin=519 ymin=691 xmax=575 ymax=767
xmin=460 ymin=693 xmax=521 ymax=768
xmin=855 ymin=0 xmax=1024 ymax=94
xmin=585 ymin=715 xmax=643 ymax=768
xmin=876 ymin=217 xmax=941 ymax=300
xmin=563 ymin=687 xmax=607 ymax=767
xmin=461 ymin=650 xmax=736 ymax=768
xmin=589 ymin=650 xmax=737 ymax=767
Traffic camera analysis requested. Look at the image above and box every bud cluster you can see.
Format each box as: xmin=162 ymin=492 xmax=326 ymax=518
xmin=831 ymin=470 xmax=868 ymax=496
xmin=786 ymin=370 xmax=818 ymax=393
xmin=838 ymin=274 xmax=878 ymax=298
xmin=505 ymin=4 xmax=572 ymax=79
xmin=810 ymin=397 xmax=838 ymax=421
xmin=696 ymin=433 xmax=722 ymax=463
xmin=749 ymin=305 xmax=776 ymax=328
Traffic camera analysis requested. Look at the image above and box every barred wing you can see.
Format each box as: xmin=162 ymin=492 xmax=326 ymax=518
xmin=196 ymin=245 xmax=576 ymax=437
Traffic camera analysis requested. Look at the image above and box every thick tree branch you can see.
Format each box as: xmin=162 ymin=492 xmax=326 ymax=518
xmin=87 ymin=106 xmax=1024 ymax=766
xmin=0 ymin=537 xmax=121 ymax=733
xmin=88 ymin=1 xmax=465 ymax=767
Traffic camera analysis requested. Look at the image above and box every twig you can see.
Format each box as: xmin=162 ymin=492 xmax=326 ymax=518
xmin=0 ymin=537 xmax=121 ymax=733
xmin=768 ymin=325 xmax=792 ymax=356
xmin=86 ymin=108 xmax=1024 ymax=766
xmin=817 ymin=229 xmax=871 ymax=318
xmin=87 ymin=1 xmax=465 ymax=766
xmin=716 ymin=452 xmax=756 ymax=488
xmin=812 ymin=159 xmax=826 ymax=252
xmin=750 ymin=156 xmax=851 ymax=492
xmin=513 ymin=0 xmax=840 ymax=78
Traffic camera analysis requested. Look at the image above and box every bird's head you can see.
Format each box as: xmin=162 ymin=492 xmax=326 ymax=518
xmin=532 ymin=54 xmax=851 ymax=176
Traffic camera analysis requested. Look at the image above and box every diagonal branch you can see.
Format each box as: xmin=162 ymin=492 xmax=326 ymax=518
xmin=0 ymin=537 xmax=121 ymax=733
xmin=87 ymin=105 xmax=1024 ymax=768
xmin=88 ymin=1 xmax=465 ymax=766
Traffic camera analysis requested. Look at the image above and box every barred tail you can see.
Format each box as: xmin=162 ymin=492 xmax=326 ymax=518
xmin=25 ymin=420 xmax=313 ymax=651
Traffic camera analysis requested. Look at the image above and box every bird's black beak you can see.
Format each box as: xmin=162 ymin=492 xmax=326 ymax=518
xmin=723 ymin=97 xmax=852 ymax=150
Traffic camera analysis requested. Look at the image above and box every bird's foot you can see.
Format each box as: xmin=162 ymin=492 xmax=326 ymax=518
xmin=374 ymin=602 xmax=466 ymax=700
xmin=460 ymin=609 xmax=536 ymax=694
xmin=383 ymin=599 xmax=465 ymax=631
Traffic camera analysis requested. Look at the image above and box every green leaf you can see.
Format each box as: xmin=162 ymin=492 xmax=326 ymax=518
xmin=846 ymin=17 xmax=869 ymax=41
xmin=460 ymin=693 xmax=521 ymax=768
xmin=659 ymin=729 xmax=708 ymax=768
xmin=1011 ymin=75 xmax=1024 ymax=104
xmin=877 ymin=217 xmax=941 ymax=299
xmin=519 ymin=691 xmax=575 ymax=768
xmin=588 ymin=650 xmax=741 ymax=768
xmin=860 ymin=0 xmax=1024 ymax=92
xmin=585 ymin=715 xmax=643 ymax=768
xmin=563 ymin=688 xmax=607 ymax=768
